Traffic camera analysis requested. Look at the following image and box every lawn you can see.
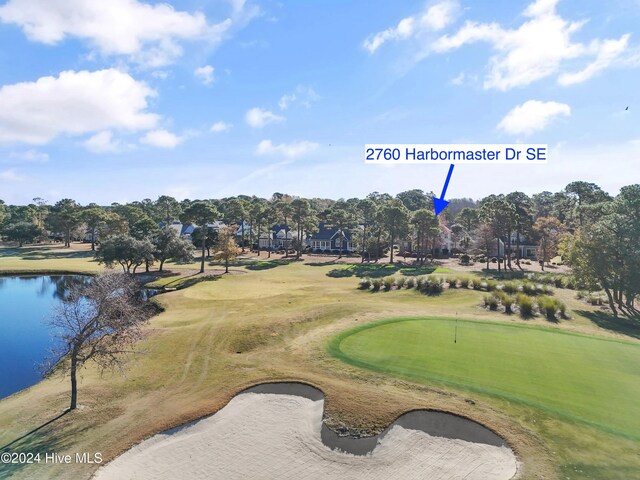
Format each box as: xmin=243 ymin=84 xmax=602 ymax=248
xmin=1 ymin=247 xmax=639 ymax=479
xmin=329 ymin=317 xmax=640 ymax=440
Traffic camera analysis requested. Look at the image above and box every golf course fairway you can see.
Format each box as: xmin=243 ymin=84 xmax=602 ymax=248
xmin=329 ymin=317 xmax=640 ymax=440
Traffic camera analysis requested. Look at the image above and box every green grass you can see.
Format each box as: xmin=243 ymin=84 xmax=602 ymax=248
xmin=329 ymin=317 xmax=640 ymax=440
xmin=3 ymin=245 xmax=640 ymax=479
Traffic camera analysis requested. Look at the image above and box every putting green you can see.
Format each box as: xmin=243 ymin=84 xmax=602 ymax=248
xmin=329 ymin=318 xmax=640 ymax=440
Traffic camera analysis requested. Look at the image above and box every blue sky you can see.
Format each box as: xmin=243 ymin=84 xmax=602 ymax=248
xmin=0 ymin=0 xmax=638 ymax=205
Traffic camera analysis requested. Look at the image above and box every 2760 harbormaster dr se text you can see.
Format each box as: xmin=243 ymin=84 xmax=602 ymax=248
xmin=365 ymin=144 xmax=548 ymax=163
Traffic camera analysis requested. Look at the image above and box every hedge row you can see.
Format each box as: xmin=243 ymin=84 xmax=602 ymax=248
xmin=484 ymin=292 xmax=567 ymax=319
xmin=358 ymin=276 xmax=556 ymax=296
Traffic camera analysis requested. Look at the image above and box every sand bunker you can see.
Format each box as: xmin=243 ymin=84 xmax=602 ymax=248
xmin=94 ymin=384 xmax=518 ymax=480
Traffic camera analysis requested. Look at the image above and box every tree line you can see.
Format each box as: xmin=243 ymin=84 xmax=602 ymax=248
xmin=0 ymin=182 xmax=638 ymax=312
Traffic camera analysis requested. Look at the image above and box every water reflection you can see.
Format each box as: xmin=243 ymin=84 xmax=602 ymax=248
xmin=0 ymin=275 xmax=159 ymax=399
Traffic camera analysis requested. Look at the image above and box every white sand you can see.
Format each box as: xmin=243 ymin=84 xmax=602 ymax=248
xmin=94 ymin=392 xmax=518 ymax=480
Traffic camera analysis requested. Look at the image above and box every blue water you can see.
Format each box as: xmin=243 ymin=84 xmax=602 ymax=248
xmin=0 ymin=276 xmax=83 ymax=399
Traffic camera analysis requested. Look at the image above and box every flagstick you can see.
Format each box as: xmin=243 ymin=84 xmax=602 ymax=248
xmin=454 ymin=313 xmax=458 ymax=344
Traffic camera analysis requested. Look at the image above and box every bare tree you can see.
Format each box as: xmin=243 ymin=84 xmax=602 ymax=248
xmin=43 ymin=273 xmax=155 ymax=411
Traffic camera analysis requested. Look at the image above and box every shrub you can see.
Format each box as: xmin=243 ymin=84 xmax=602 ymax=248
xmin=396 ymin=277 xmax=406 ymax=289
xmin=558 ymin=300 xmax=567 ymax=318
xmin=419 ymin=278 xmax=444 ymax=295
xmin=405 ymin=277 xmax=416 ymax=289
xmin=460 ymin=254 xmax=471 ymax=265
xmin=358 ymin=278 xmax=371 ymax=290
xmin=459 ymin=277 xmax=471 ymax=289
xmin=502 ymin=281 xmax=518 ymax=294
xmin=485 ymin=280 xmax=498 ymax=292
xmin=371 ymin=278 xmax=382 ymax=292
xmin=553 ymin=276 xmax=564 ymax=288
xmin=587 ymin=294 xmax=603 ymax=306
xmin=485 ymin=295 xmax=499 ymax=311
xmin=490 ymin=257 xmax=498 ymax=263
xmin=564 ymin=276 xmax=576 ymax=290
xmin=471 ymin=278 xmax=482 ymax=290
xmin=575 ymin=291 xmax=586 ymax=300
xmin=521 ymin=282 xmax=537 ymax=296
xmin=540 ymin=284 xmax=554 ymax=295
xmin=383 ymin=277 xmax=395 ymax=291
xmin=517 ymin=294 xmax=534 ymax=317
xmin=448 ymin=277 xmax=459 ymax=288
xmin=502 ymin=295 xmax=515 ymax=314
xmin=538 ymin=296 xmax=558 ymax=320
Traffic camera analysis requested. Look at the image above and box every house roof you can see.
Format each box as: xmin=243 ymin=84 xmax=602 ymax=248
xmin=270 ymin=224 xmax=289 ymax=232
xmin=311 ymin=222 xmax=353 ymax=241
xmin=164 ymin=221 xmax=224 ymax=237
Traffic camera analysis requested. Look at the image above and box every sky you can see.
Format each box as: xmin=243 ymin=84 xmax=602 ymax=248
xmin=0 ymin=0 xmax=639 ymax=205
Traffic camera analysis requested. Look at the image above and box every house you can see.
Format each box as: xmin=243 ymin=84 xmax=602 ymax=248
xmin=401 ymin=223 xmax=453 ymax=257
xmin=258 ymin=224 xmax=294 ymax=250
xmin=166 ymin=220 xmax=224 ymax=240
xmin=487 ymin=233 xmax=537 ymax=259
xmin=508 ymin=232 xmax=537 ymax=259
xmin=309 ymin=222 xmax=355 ymax=253
xmin=234 ymin=220 xmax=253 ymax=244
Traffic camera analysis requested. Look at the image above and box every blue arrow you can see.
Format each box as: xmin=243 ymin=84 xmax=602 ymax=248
xmin=433 ymin=164 xmax=455 ymax=216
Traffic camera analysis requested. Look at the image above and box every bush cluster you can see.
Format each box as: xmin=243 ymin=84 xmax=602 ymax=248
xmin=484 ymin=292 xmax=567 ymax=319
xmin=576 ymin=291 xmax=606 ymax=306
xmin=359 ymin=275 xmax=444 ymax=295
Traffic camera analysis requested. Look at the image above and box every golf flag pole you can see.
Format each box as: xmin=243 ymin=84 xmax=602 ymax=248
xmin=454 ymin=313 xmax=458 ymax=344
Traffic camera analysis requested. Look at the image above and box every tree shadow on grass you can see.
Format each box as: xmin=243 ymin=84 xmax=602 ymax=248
xmin=4 ymin=246 xmax=96 ymax=261
xmin=399 ymin=266 xmax=438 ymax=276
xmin=480 ymin=270 xmax=528 ymax=280
xmin=0 ymin=410 xmax=90 ymax=477
xmin=159 ymin=273 xmax=221 ymax=290
xmin=575 ymin=309 xmax=640 ymax=340
xmin=245 ymin=260 xmax=292 ymax=270
xmin=206 ymin=258 xmax=295 ymax=270
xmin=325 ymin=264 xmax=442 ymax=279
xmin=326 ymin=264 xmax=402 ymax=278
xmin=306 ymin=261 xmax=339 ymax=267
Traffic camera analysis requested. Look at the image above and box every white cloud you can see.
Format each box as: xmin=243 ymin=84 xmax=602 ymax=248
xmin=559 ymin=35 xmax=630 ymax=86
xmin=210 ymin=121 xmax=232 ymax=133
xmin=498 ymin=100 xmax=571 ymax=136
xmin=140 ymin=129 xmax=183 ymax=148
xmin=433 ymin=0 xmax=631 ymax=90
xmin=0 ymin=0 xmax=255 ymax=67
xmin=278 ymin=85 xmax=319 ymax=110
xmin=0 ymin=69 xmax=158 ymax=145
xmin=9 ymin=149 xmax=49 ymax=162
xmin=0 ymin=168 xmax=25 ymax=181
xmin=84 ymin=131 xmax=124 ymax=153
xmin=256 ymin=139 xmax=319 ymax=158
xmin=363 ymin=0 xmax=459 ymax=53
xmin=245 ymin=108 xmax=284 ymax=128
xmin=194 ymin=65 xmax=215 ymax=85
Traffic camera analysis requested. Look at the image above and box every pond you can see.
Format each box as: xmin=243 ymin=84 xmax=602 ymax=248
xmin=0 ymin=275 xmax=159 ymax=400
xmin=0 ymin=276 xmax=82 ymax=399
